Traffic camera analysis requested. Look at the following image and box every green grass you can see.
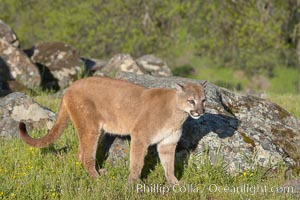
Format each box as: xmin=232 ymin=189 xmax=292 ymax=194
xmin=0 ymin=90 xmax=300 ymax=199
xmin=269 ymin=68 xmax=300 ymax=94
xmin=188 ymin=66 xmax=300 ymax=94
xmin=170 ymin=55 xmax=300 ymax=94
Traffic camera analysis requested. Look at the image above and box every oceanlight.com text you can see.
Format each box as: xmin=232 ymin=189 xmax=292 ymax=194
xmin=207 ymin=184 xmax=294 ymax=195
xmin=136 ymin=183 xmax=295 ymax=196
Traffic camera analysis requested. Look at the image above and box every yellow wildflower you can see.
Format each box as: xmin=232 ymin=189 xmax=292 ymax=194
xmin=198 ymin=184 xmax=203 ymax=190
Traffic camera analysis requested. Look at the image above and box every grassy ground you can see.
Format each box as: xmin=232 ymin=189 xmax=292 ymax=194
xmin=0 ymin=130 xmax=296 ymax=200
xmin=1 ymin=86 xmax=300 ymax=199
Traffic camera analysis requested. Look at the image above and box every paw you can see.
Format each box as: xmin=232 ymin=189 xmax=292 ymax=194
xmin=98 ymin=168 xmax=107 ymax=175
xmin=128 ymin=176 xmax=139 ymax=184
xmin=167 ymin=177 xmax=179 ymax=186
xmin=90 ymin=172 xmax=100 ymax=179
xmin=87 ymin=167 xmax=100 ymax=179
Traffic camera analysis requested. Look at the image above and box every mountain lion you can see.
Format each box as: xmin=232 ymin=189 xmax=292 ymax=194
xmin=19 ymin=77 xmax=207 ymax=185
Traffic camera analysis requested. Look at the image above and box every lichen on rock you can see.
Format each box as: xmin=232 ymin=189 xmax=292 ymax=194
xmin=0 ymin=92 xmax=56 ymax=139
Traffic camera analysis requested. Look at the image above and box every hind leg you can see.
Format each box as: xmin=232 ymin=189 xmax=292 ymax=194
xmin=79 ymin=129 xmax=102 ymax=178
xmin=73 ymin=119 xmax=103 ymax=178
xmin=65 ymin=96 xmax=103 ymax=178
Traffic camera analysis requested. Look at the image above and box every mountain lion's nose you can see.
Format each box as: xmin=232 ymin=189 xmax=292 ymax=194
xmin=196 ymin=108 xmax=205 ymax=114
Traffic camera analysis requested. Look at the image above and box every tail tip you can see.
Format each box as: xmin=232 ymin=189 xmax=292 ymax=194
xmin=19 ymin=122 xmax=27 ymax=134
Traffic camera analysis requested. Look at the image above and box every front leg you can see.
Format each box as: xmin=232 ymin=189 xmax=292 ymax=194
xmin=157 ymin=142 xmax=178 ymax=185
xmin=128 ymin=137 xmax=148 ymax=184
xmin=158 ymin=130 xmax=182 ymax=185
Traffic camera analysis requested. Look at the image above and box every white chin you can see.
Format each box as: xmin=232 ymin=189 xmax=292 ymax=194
xmin=189 ymin=114 xmax=201 ymax=120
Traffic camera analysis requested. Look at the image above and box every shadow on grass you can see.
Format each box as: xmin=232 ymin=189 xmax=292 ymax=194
xmin=41 ymin=145 xmax=69 ymax=158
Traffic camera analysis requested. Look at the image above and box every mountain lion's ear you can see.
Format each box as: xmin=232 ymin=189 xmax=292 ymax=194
xmin=201 ymin=81 xmax=207 ymax=89
xmin=175 ymin=83 xmax=185 ymax=93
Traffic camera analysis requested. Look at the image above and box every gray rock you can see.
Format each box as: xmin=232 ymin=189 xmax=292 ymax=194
xmin=0 ymin=38 xmax=41 ymax=90
xmin=82 ymin=56 xmax=173 ymax=78
xmin=136 ymin=54 xmax=172 ymax=77
xmin=100 ymin=54 xmax=144 ymax=77
xmin=0 ymin=92 xmax=56 ymax=139
xmin=100 ymin=54 xmax=172 ymax=78
xmin=0 ymin=19 xmax=19 ymax=47
xmin=99 ymin=135 xmax=130 ymax=166
xmin=81 ymin=57 xmax=107 ymax=72
xmin=0 ymin=19 xmax=22 ymax=93
xmin=115 ymin=72 xmax=300 ymax=173
xmin=80 ymin=57 xmax=108 ymax=77
xmin=25 ymin=42 xmax=83 ymax=89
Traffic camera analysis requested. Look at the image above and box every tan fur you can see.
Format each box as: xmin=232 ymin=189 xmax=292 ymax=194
xmin=19 ymin=77 xmax=206 ymax=184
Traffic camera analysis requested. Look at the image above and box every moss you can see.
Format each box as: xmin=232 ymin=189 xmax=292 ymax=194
xmin=271 ymin=103 xmax=291 ymax=119
xmin=271 ymin=128 xmax=295 ymax=139
xmin=272 ymin=128 xmax=299 ymax=161
xmin=7 ymin=80 xmax=33 ymax=94
xmin=239 ymin=131 xmax=255 ymax=147
xmin=223 ymin=102 xmax=238 ymax=115
xmin=282 ymin=140 xmax=299 ymax=160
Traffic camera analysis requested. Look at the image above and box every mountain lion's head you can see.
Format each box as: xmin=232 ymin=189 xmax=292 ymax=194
xmin=175 ymin=81 xmax=207 ymax=119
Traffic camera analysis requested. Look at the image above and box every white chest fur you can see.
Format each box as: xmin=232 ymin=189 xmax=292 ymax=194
xmin=151 ymin=129 xmax=182 ymax=145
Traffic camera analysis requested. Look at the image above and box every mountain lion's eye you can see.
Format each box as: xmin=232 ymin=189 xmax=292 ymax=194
xmin=188 ymin=100 xmax=196 ymax=105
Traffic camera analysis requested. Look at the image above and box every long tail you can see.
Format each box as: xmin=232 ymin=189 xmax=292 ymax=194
xmin=19 ymin=99 xmax=69 ymax=148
